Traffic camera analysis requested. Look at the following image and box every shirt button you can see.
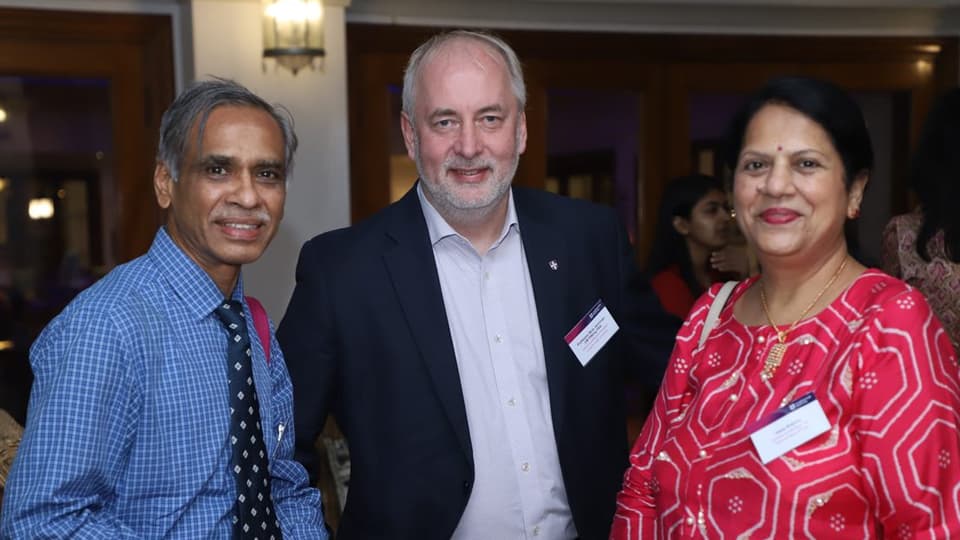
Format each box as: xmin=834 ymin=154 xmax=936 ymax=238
xmin=521 ymin=462 xmax=530 ymax=472
xmin=758 ymin=335 xmax=766 ymax=343
xmin=686 ymin=516 xmax=695 ymax=526
xmin=532 ymin=526 xmax=540 ymax=536
xmin=507 ymin=398 xmax=516 ymax=407
xmin=483 ymin=271 xmax=490 ymax=280
xmin=699 ymin=449 xmax=707 ymax=458
xmin=729 ymin=394 xmax=738 ymax=401
xmin=494 ymin=335 xmax=503 ymax=343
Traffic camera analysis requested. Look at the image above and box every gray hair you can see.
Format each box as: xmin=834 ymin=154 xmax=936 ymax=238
xmin=156 ymin=77 xmax=298 ymax=181
xmin=401 ymin=30 xmax=526 ymax=120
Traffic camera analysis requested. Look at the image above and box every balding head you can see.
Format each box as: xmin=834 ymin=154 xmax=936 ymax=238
xmin=402 ymin=30 xmax=526 ymax=123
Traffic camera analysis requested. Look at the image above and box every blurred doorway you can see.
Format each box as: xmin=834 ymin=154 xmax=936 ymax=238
xmin=0 ymin=8 xmax=174 ymax=423
xmin=545 ymin=87 xmax=642 ymax=242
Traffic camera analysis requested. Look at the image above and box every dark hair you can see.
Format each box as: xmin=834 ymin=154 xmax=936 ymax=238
xmin=646 ymin=174 xmax=725 ymax=296
xmin=723 ymin=76 xmax=874 ymax=189
xmin=910 ymin=87 xmax=960 ymax=262
xmin=157 ymin=77 xmax=298 ymax=182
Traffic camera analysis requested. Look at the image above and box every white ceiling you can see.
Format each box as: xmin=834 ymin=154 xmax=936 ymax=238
xmin=345 ymin=0 xmax=960 ymax=35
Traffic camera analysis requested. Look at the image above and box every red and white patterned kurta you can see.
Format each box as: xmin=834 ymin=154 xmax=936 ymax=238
xmin=612 ymin=270 xmax=960 ymax=539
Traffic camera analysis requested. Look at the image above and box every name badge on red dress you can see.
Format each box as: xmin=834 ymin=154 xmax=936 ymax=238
xmin=748 ymin=392 xmax=830 ymax=464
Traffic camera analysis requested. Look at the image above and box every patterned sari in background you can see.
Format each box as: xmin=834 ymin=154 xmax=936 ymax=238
xmin=882 ymin=210 xmax=960 ymax=353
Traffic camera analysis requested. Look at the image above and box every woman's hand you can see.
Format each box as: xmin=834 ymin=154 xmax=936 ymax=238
xmin=710 ymin=244 xmax=752 ymax=278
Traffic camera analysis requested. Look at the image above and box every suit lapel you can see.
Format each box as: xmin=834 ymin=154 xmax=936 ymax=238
xmin=515 ymin=190 xmax=572 ymax=441
xmin=381 ymin=187 xmax=473 ymax=462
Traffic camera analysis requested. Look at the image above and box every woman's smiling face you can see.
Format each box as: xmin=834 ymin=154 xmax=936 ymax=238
xmin=733 ymin=103 xmax=866 ymax=264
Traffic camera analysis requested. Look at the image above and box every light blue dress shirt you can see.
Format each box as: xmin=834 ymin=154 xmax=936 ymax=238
xmin=0 ymin=227 xmax=327 ymax=539
xmin=418 ymin=185 xmax=577 ymax=540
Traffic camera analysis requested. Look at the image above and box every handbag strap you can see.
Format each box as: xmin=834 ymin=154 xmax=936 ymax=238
xmin=698 ymin=281 xmax=738 ymax=349
xmin=246 ymin=296 xmax=271 ymax=363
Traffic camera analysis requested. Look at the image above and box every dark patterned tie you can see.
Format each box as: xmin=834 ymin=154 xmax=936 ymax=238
xmin=215 ymin=300 xmax=283 ymax=540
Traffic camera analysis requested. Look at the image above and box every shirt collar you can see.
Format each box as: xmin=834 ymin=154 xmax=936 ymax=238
xmin=148 ymin=226 xmax=244 ymax=320
xmin=416 ymin=181 xmax=520 ymax=249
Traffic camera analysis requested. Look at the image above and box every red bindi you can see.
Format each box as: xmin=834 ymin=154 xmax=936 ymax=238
xmin=777 ymin=145 xmax=782 ymax=151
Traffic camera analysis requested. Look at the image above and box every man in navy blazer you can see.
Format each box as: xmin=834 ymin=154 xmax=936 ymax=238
xmin=278 ymin=30 xmax=676 ymax=540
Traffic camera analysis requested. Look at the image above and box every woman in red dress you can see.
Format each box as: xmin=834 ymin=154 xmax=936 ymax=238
xmin=612 ymin=77 xmax=960 ymax=539
xmin=647 ymin=174 xmax=742 ymax=320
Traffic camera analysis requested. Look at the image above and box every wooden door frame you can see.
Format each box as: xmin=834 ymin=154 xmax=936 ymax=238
xmin=0 ymin=7 xmax=175 ymax=263
xmin=347 ymin=24 xmax=957 ymax=257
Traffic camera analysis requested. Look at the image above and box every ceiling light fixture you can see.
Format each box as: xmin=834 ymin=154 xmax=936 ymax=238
xmin=262 ymin=0 xmax=325 ymax=75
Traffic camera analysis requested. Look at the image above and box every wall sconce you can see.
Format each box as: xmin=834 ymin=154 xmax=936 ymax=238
xmin=262 ymin=0 xmax=325 ymax=75
xmin=28 ymin=198 xmax=54 ymax=220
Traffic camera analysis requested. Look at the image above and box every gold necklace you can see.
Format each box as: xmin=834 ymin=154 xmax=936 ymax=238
xmin=758 ymin=256 xmax=849 ymax=380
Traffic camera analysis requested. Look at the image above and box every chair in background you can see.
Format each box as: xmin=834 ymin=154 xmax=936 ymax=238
xmin=0 ymin=408 xmax=24 ymax=509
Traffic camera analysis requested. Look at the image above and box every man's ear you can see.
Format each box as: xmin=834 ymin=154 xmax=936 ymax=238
xmin=672 ymin=215 xmax=690 ymax=236
xmin=400 ymin=111 xmax=417 ymax=162
xmin=516 ymin=110 xmax=527 ymax=155
xmin=154 ymin=162 xmax=174 ymax=210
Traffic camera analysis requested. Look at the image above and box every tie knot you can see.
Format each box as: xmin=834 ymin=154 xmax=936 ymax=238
xmin=214 ymin=299 xmax=246 ymax=333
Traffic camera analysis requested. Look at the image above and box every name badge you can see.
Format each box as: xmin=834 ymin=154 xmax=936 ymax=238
xmin=748 ymin=392 xmax=830 ymax=464
xmin=564 ymin=299 xmax=620 ymax=366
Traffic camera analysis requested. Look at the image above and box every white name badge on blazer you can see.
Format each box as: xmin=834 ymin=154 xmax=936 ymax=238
xmin=564 ymin=299 xmax=620 ymax=366
xmin=749 ymin=392 xmax=830 ymax=464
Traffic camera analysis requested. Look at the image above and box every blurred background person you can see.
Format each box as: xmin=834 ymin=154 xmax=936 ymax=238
xmin=646 ymin=173 xmax=748 ymax=320
xmin=882 ymin=87 xmax=960 ymax=352
xmin=612 ymin=76 xmax=960 ymax=538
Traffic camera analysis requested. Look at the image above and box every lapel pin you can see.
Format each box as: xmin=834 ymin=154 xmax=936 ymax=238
xmin=548 ymin=260 xmax=559 ymax=271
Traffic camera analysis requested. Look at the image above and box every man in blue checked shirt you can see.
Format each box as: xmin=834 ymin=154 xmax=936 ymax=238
xmin=0 ymin=78 xmax=327 ymax=539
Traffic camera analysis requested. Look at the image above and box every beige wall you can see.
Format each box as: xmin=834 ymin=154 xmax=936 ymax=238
xmin=189 ymin=0 xmax=352 ymax=321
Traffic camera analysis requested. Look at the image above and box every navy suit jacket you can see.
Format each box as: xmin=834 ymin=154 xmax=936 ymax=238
xmin=278 ymin=185 xmax=676 ymax=540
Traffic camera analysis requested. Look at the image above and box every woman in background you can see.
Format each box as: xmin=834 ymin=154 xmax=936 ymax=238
xmin=612 ymin=76 xmax=960 ymax=539
xmin=882 ymin=87 xmax=960 ymax=351
xmin=647 ymin=174 xmax=747 ymax=319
